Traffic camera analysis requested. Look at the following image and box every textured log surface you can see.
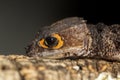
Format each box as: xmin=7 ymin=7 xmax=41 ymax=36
xmin=0 ymin=55 xmax=120 ymax=80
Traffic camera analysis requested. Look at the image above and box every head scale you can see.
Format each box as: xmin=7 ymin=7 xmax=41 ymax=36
xmin=26 ymin=17 xmax=92 ymax=58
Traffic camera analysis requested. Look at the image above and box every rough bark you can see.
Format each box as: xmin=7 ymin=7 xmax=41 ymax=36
xmin=0 ymin=55 xmax=120 ymax=80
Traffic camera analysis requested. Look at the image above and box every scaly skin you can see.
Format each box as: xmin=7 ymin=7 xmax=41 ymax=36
xmin=26 ymin=17 xmax=120 ymax=61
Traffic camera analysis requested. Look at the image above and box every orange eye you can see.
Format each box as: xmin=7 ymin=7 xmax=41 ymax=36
xmin=38 ymin=33 xmax=64 ymax=49
xmin=38 ymin=38 xmax=48 ymax=48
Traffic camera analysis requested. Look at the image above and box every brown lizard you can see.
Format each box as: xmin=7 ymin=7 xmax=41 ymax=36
xmin=26 ymin=17 xmax=120 ymax=61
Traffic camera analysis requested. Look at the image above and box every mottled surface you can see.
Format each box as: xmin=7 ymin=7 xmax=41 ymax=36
xmin=0 ymin=55 xmax=120 ymax=80
xmin=26 ymin=17 xmax=120 ymax=61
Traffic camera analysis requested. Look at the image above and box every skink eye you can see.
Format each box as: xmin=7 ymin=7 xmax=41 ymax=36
xmin=44 ymin=36 xmax=58 ymax=47
xmin=38 ymin=33 xmax=64 ymax=49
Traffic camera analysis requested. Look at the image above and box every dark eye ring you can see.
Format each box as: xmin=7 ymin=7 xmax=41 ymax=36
xmin=38 ymin=33 xmax=64 ymax=49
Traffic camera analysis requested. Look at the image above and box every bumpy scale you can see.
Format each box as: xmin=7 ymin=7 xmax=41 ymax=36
xmin=26 ymin=17 xmax=120 ymax=61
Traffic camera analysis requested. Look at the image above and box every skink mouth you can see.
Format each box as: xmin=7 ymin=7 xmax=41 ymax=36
xmin=37 ymin=52 xmax=66 ymax=59
xmin=37 ymin=49 xmax=86 ymax=59
xmin=28 ymin=46 xmax=86 ymax=59
xmin=37 ymin=52 xmax=79 ymax=60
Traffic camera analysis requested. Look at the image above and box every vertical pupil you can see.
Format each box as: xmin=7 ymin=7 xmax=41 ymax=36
xmin=44 ymin=36 xmax=58 ymax=47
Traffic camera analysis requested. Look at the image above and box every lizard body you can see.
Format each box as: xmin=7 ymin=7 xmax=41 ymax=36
xmin=26 ymin=17 xmax=120 ymax=61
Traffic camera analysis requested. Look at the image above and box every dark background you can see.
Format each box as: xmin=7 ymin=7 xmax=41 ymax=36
xmin=0 ymin=0 xmax=119 ymax=55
